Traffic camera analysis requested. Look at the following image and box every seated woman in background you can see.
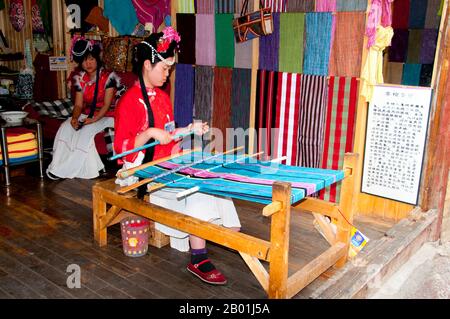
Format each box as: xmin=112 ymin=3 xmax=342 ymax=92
xmin=46 ymin=37 xmax=122 ymax=179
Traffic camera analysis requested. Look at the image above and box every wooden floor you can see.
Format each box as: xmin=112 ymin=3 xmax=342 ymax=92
xmin=0 ymin=166 xmax=394 ymax=299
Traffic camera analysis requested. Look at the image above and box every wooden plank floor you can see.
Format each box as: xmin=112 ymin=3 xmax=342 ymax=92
xmin=0 ymin=169 xmax=394 ymax=299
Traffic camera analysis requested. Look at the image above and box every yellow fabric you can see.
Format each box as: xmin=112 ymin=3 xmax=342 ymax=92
xmin=0 ymin=139 xmax=37 ymax=153
xmin=6 ymin=132 xmax=35 ymax=143
xmin=0 ymin=149 xmax=38 ymax=160
xmin=361 ymin=26 xmax=394 ymax=102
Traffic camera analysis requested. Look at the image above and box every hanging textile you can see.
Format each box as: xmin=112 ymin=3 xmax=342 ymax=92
xmin=234 ymin=32 xmax=253 ymax=69
xmin=231 ymin=68 xmax=252 ymax=152
xmin=255 ymin=70 xmax=279 ymax=160
xmin=194 ymin=66 xmax=214 ymax=124
xmin=177 ymin=0 xmax=195 ymax=13
xmin=365 ymin=0 xmax=394 ymax=48
xmin=409 ymin=0 xmax=428 ymax=29
xmin=235 ymin=0 xmax=253 ymax=14
xmin=320 ymin=76 xmax=358 ymax=203
xmin=263 ymin=0 xmax=287 ymax=12
xmin=259 ymin=13 xmax=280 ymax=71
xmin=31 ymin=0 xmax=45 ymax=33
xmin=336 ymin=0 xmax=368 ymax=11
xmin=360 ymin=26 xmax=394 ymax=102
xmin=419 ymin=64 xmax=433 ymax=87
xmin=297 ymin=74 xmax=328 ymax=169
xmin=279 ymin=13 xmax=304 ymax=74
xmin=197 ymin=0 xmax=215 ymax=13
xmin=9 ymin=0 xmax=25 ymax=32
xmin=215 ymin=0 xmax=234 ymax=13
xmin=215 ymin=14 xmax=235 ymax=68
xmin=131 ymin=0 xmax=170 ymax=33
xmin=174 ymin=64 xmax=195 ymax=128
xmin=212 ymin=67 xmax=233 ymax=146
xmin=406 ymin=29 xmax=423 ymax=63
xmin=315 ymin=0 xmax=336 ymax=12
xmin=425 ymin=0 xmax=442 ymax=28
xmin=303 ymin=13 xmax=333 ymax=76
xmin=420 ymin=29 xmax=439 ymax=64
xmin=402 ymin=63 xmax=422 ymax=86
xmin=384 ymin=62 xmax=404 ymax=84
xmin=177 ymin=14 xmax=196 ymax=65
xmin=196 ymin=14 xmax=216 ymax=66
xmin=389 ymin=29 xmax=409 ymax=62
xmin=273 ymin=72 xmax=301 ymax=166
xmin=329 ymin=12 xmax=366 ymax=77
xmin=392 ymin=0 xmax=410 ymax=29
xmin=103 ymin=0 xmax=137 ymax=35
xmin=286 ymin=0 xmax=314 ymax=12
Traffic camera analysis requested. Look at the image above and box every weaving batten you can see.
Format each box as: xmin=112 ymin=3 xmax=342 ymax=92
xmin=117 ymin=146 xmax=245 ymax=194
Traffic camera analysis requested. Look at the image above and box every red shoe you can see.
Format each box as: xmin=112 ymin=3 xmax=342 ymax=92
xmin=187 ymin=259 xmax=227 ymax=285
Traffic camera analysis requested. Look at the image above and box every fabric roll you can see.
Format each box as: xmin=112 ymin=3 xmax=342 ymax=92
xmin=174 ymin=64 xmax=195 ymax=128
xmin=234 ymin=27 xmax=253 ymax=69
xmin=419 ymin=64 xmax=433 ymax=87
xmin=303 ymin=12 xmax=333 ymax=76
xmin=279 ymin=13 xmax=305 ymax=74
xmin=212 ymin=67 xmax=233 ymax=145
xmin=255 ymin=70 xmax=279 ymax=160
xmin=177 ymin=0 xmax=195 ymax=13
xmin=392 ymin=0 xmax=410 ymax=29
xmin=177 ymin=14 xmax=196 ymax=65
xmin=389 ymin=29 xmax=409 ymax=62
xmin=231 ymin=68 xmax=252 ymax=152
xmin=196 ymin=0 xmax=215 ymax=13
xmin=384 ymin=62 xmax=404 ymax=84
xmin=406 ymin=29 xmax=423 ymax=63
xmin=263 ymin=0 xmax=287 ymax=12
xmin=273 ymin=72 xmax=302 ymax=166
xmin=409 ymin=0 xmax=428 ymax=29
xmin=402 ymin=63 xmax=422 ymax=86
xmin=286 ymin=0 xmax=315 ymax=12
xmin=297 ymin=74 xmax=328 ymax=169
xmin=336 ymin=0 xmax=368 ymax=11
xmin=215 ymin=0 xmax=235 ymax=13
xmin=420 ymin=29 xmax=438 ymax=64
xmin=194 ymin=66 xmax=214 ymax=124
xmin=320 ymin=76 xmax=358 ymax=203
xmin=196 ymin=14 xmax=216 ymax=66
xmin=315 ymin=0 xmax=336 ymax=12
xmin=259 ymin=12 xmax=280 ymax=71
xmin=425 ymin=0 xmax=442 ymax=28
xmin=215 ymin=14 xmax=235 ymax=67
xmin=329 ymin=12 xmax=366 ymax=77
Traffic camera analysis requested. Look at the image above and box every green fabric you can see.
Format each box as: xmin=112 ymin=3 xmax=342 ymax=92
xmin=0 ymin=0 xmax=5 ymax=11
xmin=406 ymin=29 xmax=422 ymax=63
xmin=37 ymin=0 xmax=52 ymax=46
xmin=279 ymin=13 xmax=305 ymax=74
xmin=215 ymin=14 xmax=235 ymax=68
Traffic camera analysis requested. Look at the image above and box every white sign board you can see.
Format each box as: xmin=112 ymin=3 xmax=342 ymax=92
xmin=49 ymin=56 xmax=68 ymax=71
xmin=361 ymin=85 xmax=432 ymax=205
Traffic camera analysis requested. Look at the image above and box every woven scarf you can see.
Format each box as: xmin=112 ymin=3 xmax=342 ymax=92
xmin=402 ymin=63 xmax=422 ymax=86
xmin=263 ymin=0 xmax=287 ymax=12
xmin=392 ymin=0 xmax=410 ymax=29
xmin=174 ymin=64 xmax=195 ymax=128
xmin=409 ymin=0 xmax=428 ymax=29
xmin=231 ymin=68 xmax=252 ymax=152
xmin=279 ymin=13 xmax=305 ymax=74
xmin=215 ymin=0 xmax=235 ymax=13
xmin=315 ymin=0 xmax=336 ymax=12
xmin=196 ymin=0 xmax=215 ymax=13
xmin=406 ymin=29 xmax=423 ymax=63
xmin=336 ymin=0 xmax=368 ymax=11
xmin=384 ymin=62 xmax=404 ymax=84
xmin=420 ymin=29 xmax=438 ymax=64
xmin=425 ymin=0 xmax=442 ymax=28
xmin=389 ymin=29 xmax=409 ymax=62
xmin=320 ymin=76 xmax=358 ymax=203
xmin=215 ymin=14 xmax=235 ymax=68
xmin=297 ymin=74 xmax=328 ymax=169
xmin=212 ymin=67 xmax=233 ymax=144
xmin=177 ymin=0 xmax=195 ymax=13
xmin=196 ymin=14 xmax=216 ymax=66
xmin=329 ymin=12 xmax=366 ymax=77
xmin=131 ymin=0 xmax=170 ymax=32
xmin=303 ymin=13 xmax=333 ymax=76
xmin=286 ymin=0 xmax=314 ymax=12
xmin=177 ymin=13 xmax=196 ymax=65
xmin=259 ymin=12 xmax=280 ymax=71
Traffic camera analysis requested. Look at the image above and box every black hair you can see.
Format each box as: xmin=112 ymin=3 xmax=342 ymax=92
xmin=72 ymin=39 xmax=102 ymax=69
xmin=132 ymin=32 xmax=178 ymax=75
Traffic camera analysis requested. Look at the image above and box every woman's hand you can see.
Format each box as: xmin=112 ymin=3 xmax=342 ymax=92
xmin=147 ymin=128 xmax=173 ymax=145
xmin=83 ymin=117 xmax=97 ymax=125
xmin=189 ymin=121 xmax=209 ymax=136
xmin=70 ymin=117 xmax=79 ymax=130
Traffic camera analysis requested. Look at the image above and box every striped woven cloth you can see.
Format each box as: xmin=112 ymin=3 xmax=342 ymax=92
xmin=177 ymin=0 xmax=195 ymax=13
xmin=263 ymin=0 xmax=287 ymax=12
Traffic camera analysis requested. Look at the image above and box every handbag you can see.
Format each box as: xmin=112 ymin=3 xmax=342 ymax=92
xmin=233 ymin=0 xmax=273 ymax=43
xmin=102 ymin=36 xmax=142 ymax=72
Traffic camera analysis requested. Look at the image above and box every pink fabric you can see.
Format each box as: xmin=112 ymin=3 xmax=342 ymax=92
xmin=366 ymin=0 xmax=393 ymax=48
xmin=315 ymin=0 xmax=337 ymax=12
xmin=131 ymin=0 xmax=170 ymax=33
xmin=9 ymin=0 xmax=25 ymax=32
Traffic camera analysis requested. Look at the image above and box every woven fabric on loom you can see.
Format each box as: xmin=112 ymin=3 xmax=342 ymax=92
xmin=215 ymin=0 xmax=235 ymax=13
xmin=279 ymin=13 xmax=304 ymax=74
xmin=273 ymin=72 xmax=301 ymax=166
xmin=336 ymin=0 xmax=368 ymax=11
xmin=392 ymin=0 xmax=410 ymax=29
xmin=259 ymin=13 xmax=280 ymax=71
xmin=409 ymin=0 xmax=428 ymax=29
xmin=196 ymin=14 xmax=216 ymax=66
xmin=255 ymin=70 xmax=279 ymax=160
xmin=420 ymin=29 xmax=439 ymax=64
xmin=329 ymin=12 xmax=366 ymax=77
xmin=297 ymin=74 xmax=328 ymax=169
xmin=320 ymin=77 xmax=358 ymax=203
xmin=303 ymin=12 xmax=333 ymax=76
xmin=196 ymin=0 xmax=215 ymax=13
xmin=231 ymin=68 xmax=252 ymax=152
xmin=174 ymin=64 xmax=195 ymax=128
xmin=215 ymin=14 xmax=235 ymax=68
xmin=315 ymin=0 xmax=336 ymax=12
xmin=176 ymin=14 xmax=196 ymax=65
xmin=425 ymin=0 xmax=442 ymax=28
xmin=177 ymin=0 xmax=195 ymax=13
xmin=212 ymin=67 xmax=232 ymax=148
xmin=194 ymin=66 xmax=214 ymax=124
xmin=263 ymin=0 xmax=287 ymax=12
xmin=286 ymin=0 xmax=314 ymax=12
xmin=234 ymin=31 xmax=253 ymax=69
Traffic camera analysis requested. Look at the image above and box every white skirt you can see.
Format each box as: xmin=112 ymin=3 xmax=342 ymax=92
xmin=47 ymin=114 xmax=114 ymax=179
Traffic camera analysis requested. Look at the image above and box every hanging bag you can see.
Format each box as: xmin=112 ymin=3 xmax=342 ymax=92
xmin=233 ymin=0 xmax=273 ymax=43
xmin=102 ymin=36 xmax=142 ymax=72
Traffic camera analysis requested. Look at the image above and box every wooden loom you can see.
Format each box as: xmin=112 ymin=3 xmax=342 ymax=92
xmin=92 ymin=152 xmax=359 ymax=299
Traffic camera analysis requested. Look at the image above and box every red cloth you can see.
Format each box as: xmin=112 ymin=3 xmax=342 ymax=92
xmin=114 ymin=84 xmax=180 ymax=164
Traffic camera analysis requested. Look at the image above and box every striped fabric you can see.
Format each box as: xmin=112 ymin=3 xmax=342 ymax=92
xmin=196 ymin=0 xmax=215 ymax=13
xmin=212 ymin=67 xmax=233 ymax=146
xmin=303 ymin=12 xmax=333 ymax=76
xmin=196 ymin=14 xmax=216 ymax=66
xmin=273 ymin=72 xmax=301 ymax=166
xmin=235 ymin=0 xmax=254 ymax=14
xmin=263 ymin=0 xmax=287 ymax=12
xmin=194 ymin=66 xmax=214 ymax=124
xmin=174 ymin=64 xmax=195 ymax=128
xmin=215 ymin=0 xmax=235 ymax=13
xmin=231 ymin=68 xmax=252 ymax=152
xmin=315 ymin=0 xmax=336 ymax=12
xmin=259 ymin=12 xmax=280 ymax=71
xmin=177 ymin=0 xmax=195 ymax=13
xmin=279 ymin=13 xmax=305 ymax=74
xmin=286 ymin=0 xmax=315 ymax=12
xmin=297 ymin=74 xmax=328 ymax=168
xmin=320 ymin=76 xmax=358 ymax=203
xmin=336 ymin=0 xmax=368 ymax=11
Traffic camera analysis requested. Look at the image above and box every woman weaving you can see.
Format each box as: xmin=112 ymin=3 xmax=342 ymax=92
xmin=46 ymin=37 xmax=121 ymax=179
xmin=114 ymin=27 xmax=241 ymax=285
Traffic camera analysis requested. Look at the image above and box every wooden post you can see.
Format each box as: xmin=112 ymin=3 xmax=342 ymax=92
xmin=268 ymin=182 xmax=291 ymax=299
xmin=336 ymin=153 xmax=358 ymax=267
xmin=92 ymin=184 xmax=107 ymax=246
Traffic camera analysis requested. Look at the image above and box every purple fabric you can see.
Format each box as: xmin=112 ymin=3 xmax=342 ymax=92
xmin=191 ymin=248 xmax=208 ymax=255
xmin=315 ymin=0 xmax=336 ymax=11
xmin=420 ymin=29 xmax=438 ymax=64
xmin=196 ymin=14 xmax=216 ymax=66
xmin=389 ymin=29 xmax=409 ymax=62
xmin=131 ymin=0 xmax=170 ymax=32
xmin=259 ymin=13 xmax=280 ymax=71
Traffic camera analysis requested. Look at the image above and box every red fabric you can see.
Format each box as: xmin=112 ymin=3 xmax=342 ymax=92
xmin=114 ymin=85 xmax=180 ymax=164
xmin=392 ymin=0 xmax=410 ymax=29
